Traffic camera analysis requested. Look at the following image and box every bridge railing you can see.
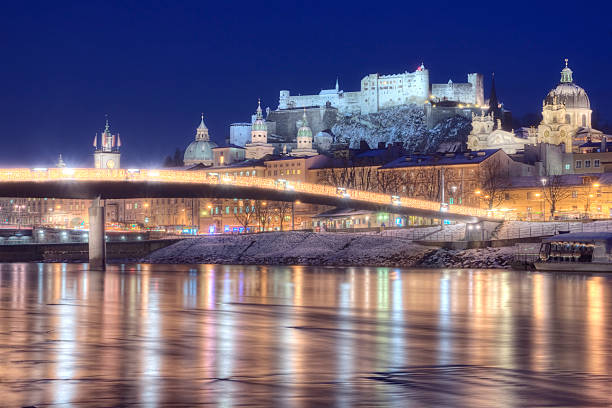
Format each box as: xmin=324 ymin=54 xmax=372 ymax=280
xmin=0 ymin=168 xmax=501 ymax=220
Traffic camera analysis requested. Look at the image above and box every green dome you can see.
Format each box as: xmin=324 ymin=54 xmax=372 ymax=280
xmin=252 ymin=118 xmax=267 ymax=132
xmin=252 ymin=99 xmax=267 ymax=132
xmin=184 ymin=139 xmax=217 ymax=163
xmin=297 ymin=125 xmax=312 ymax=139
xmin=297 ymin=109 xmax=312 ymax=139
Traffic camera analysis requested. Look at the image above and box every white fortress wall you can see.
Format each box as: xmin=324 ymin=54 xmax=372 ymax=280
xmin=230 ymin=123 xmax=252 ymax=146
xmin=431 ymin=73 xmax=484 ymax=105
xmin=278 ymin=68 xmax=482 ymax=114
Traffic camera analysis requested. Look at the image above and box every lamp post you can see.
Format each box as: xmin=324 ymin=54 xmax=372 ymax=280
xmin=541 ymin=178 xmax=548 ymax=220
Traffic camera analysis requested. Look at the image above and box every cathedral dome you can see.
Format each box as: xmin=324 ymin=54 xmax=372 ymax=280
xmin=184 ymin=139 xmax=217 ymax=164
xmin=184 ymin=114 xmax=218 ymax=164
xmin=545 ymin=83 xmax=590 ymax=109
xmin=544 ymin=60 xmax=590 ymax=110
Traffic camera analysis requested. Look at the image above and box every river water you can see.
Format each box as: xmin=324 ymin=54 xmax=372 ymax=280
xmin=0 ymin=264 xmax=611 ymax=407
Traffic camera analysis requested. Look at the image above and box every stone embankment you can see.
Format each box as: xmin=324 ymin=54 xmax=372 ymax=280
xmin=142 ymin=232 xmax=515 ymax=269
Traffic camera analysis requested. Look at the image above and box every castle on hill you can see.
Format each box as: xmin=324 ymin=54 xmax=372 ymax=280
xmin=278 ymin=64 xmax=484 ymax=115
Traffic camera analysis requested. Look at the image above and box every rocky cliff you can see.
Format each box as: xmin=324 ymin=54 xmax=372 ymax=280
xmin=331 ymin=105 xmax=471 ymax=152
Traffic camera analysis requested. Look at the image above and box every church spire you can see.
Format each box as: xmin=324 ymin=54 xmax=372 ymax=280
xmin=198 ymin=113 xmax=207 ymax=129
xmin=256 ymin=98 xmax=263 ymax=120
xmin=335 ymin=77 xmax=339 ymax=92
xmin=196 ymin=113 xmax=210 ymax=141
xmin=301 ymin=108 xmax=309 ymax=127
xmin=489 ymin=72 xmax=499 ymax=111
xmin=56 ymin=154 xmax=66 ymax=168
xmin=560 ymin=58 xmax=573 ymax=83
xmin=488 ymin=72 xmax=503 ymax=128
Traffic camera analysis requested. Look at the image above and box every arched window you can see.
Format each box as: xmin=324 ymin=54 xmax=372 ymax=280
xmin=582 ymin=115 xmax=586 ymax=127
xmin=565 ymin=114 xmax=571 ymax=124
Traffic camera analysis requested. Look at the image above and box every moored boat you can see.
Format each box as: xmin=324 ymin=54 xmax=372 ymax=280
xmin=534 ymin=232 xmax=612 ymax=272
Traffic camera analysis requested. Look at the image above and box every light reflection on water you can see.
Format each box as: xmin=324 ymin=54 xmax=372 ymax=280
xmin=0 ymin=263 xmax=611 ymax=407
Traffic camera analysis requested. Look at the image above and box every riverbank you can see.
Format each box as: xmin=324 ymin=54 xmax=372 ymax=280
xmin=142 ymin=232 xmax=515 ymax=268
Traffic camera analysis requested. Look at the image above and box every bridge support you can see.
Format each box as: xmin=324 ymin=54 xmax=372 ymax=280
xmin=88 ymin=197 xmax=106 ymax=270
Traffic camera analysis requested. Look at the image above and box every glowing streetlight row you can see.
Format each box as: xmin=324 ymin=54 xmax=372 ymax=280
xmin=0 ymin=168 xmax=501 ymax=220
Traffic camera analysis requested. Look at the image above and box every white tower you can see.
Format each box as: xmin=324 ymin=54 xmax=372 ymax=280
xmin=245 ymin=99 xmax=275 ymax=159
xmin=290 ymin=109 xmax=318 ymax=157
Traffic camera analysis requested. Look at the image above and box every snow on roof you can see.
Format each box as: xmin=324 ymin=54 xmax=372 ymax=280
xmin=380 ymin=149 xmax=500 ymax=169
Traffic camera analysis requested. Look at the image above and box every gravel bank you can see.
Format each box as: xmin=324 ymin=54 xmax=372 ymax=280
xmin=142 ymin=232 xmax=515 ymax=269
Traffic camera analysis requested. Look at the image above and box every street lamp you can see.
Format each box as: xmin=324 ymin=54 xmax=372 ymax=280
xmin=540 ymin=178 xmax=548 ymax=220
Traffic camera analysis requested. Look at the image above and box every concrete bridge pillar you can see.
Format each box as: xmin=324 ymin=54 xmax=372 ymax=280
xmin=88 ymin=197 xmax=106 ymax=270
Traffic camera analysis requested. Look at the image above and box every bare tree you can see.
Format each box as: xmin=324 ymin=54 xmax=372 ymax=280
xmin=376 ymin=169 xmax=402 ymax=194
xmin=411 ymin=167 xmax=441 ymax=201
xmin=254 ymin=201 xmax=274 ymax=232
xmin=233 ymin=199 xmax=255 ymax=231
xmin=274 ymin=201 xmax=292 ymax=231
xmin=478 ymin=160 xmax=510 ymax=209
xmin=540 ymin=174 xmax=573 ymax=220
xmin=318 ymin=161 xmax=355 ymax=189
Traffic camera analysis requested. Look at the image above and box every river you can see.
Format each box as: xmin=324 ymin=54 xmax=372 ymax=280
xmin=1 ymin=263 xmax=611 ymax=407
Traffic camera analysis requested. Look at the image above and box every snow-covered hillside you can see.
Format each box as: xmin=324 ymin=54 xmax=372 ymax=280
xmin=331 ymin=105 xmax=471 ymax=153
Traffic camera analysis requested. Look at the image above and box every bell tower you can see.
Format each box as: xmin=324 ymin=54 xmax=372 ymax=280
xmin=93 ymin=116 xmax=121 ymax=169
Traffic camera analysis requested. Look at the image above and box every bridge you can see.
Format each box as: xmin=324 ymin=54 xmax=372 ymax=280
xmin=0 ymin=168 xmax=503 ymax=267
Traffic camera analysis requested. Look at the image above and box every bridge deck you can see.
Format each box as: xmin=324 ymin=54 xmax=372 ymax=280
xmin=0 ymin=168 xmax=502 ymax=223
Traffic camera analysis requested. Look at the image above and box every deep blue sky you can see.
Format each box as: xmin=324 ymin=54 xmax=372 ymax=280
xmin=1 ymin=0 xmax=611 ymax=167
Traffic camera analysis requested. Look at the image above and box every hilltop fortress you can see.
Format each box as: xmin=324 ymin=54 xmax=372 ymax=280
xmin=278 ymin=64 xmax=484 ymax=115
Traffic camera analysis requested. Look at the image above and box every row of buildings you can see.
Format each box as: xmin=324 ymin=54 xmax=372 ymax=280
xmin=1 ymin=60 xmax=610 ymax=233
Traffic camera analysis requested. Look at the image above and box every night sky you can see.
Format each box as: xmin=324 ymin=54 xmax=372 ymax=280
xmin=1 ymin=1 xmax=611 ymax=168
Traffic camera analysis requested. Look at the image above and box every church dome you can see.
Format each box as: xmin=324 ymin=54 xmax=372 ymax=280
xmin=297 ymin=110 xmax=312 ymax=139
xmin=184 ymin=114 xmax=218 ymax=164
xmin=184 ymin=140 xmax=217 ymax=163
xmin=544 ymin=60 xmax=590 ymax=110
xmin=252 ymin=99 xmax=267 ymax=132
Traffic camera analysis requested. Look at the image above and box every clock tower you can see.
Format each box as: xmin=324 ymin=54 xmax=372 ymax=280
xmin=93 ymin=116 xmax=121 ymax=169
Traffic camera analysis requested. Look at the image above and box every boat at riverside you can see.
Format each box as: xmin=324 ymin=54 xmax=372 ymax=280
xmin=535 ymin=232 xmax=612 ymax=272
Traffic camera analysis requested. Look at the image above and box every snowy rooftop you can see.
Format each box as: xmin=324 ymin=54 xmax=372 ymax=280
xmin=380 ymin=149 xmax=500 ymax=169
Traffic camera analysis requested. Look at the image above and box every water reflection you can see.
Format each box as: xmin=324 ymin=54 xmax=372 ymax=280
xmin=0 ymin=263 xmax=611 ymax=407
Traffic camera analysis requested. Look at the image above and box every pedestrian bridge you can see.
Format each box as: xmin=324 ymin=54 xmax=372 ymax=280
xmin=0 ymin=167 xmax=501 ymax=223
